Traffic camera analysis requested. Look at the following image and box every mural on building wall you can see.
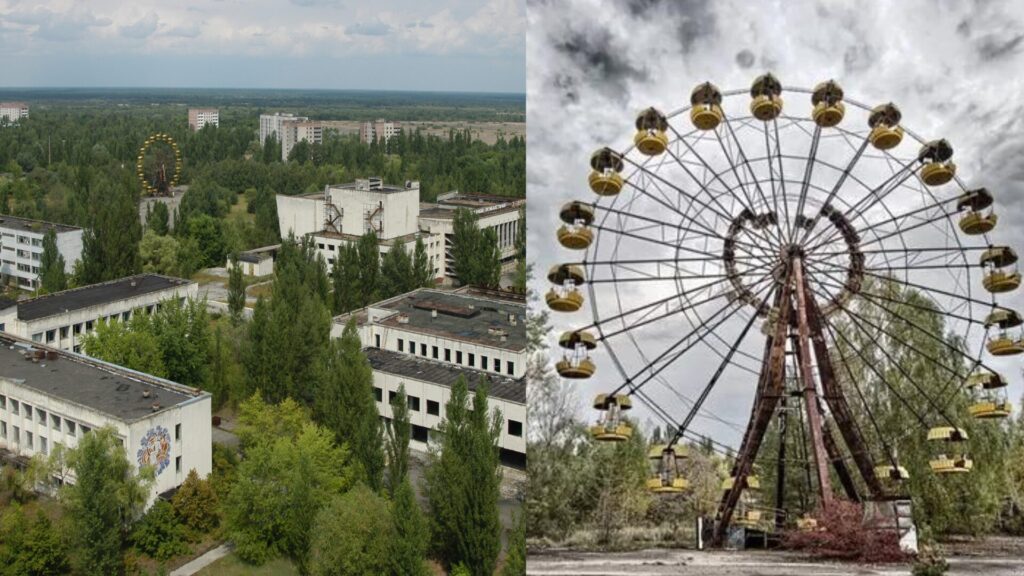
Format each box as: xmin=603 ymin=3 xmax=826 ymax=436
xmin=137 ymin=425 xmax=172 ymax=475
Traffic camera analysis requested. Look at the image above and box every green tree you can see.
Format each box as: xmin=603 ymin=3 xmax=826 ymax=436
xmin=425 ymin=377 xmax=503 ymax=575
xmin=78 ymin=179 xmax=142 ymax=284
xmin=381 ymin=242 xmax=414 ymax=297
xmin=309 ymin=485 xmax=393 ymax=576
xmin=356 ymin=231 xmax=382 ymax=306
xmin=81 ymin=315 xmax=167 ymax=378
xmin=150 ymin=297 xmax=211 ymax=388
xmin=412 ymin=236 xmax=433 ymax=288
xmin=183 ymin=213 xmax=226 ymax=268
xmin=38 ymin=228 xmax=68 ymax=293
xmin=0 ymin=509 xmax=72 ymax=576
xmin=501 ymin=511 xmax=526 ymax=576
xmin=390 ymin=478 xmax=430 ymax=576
xmin=452 ymin=209 xmax=501 ymax=288
xmin=315 ymin=320 xmax=384 ymax=491
xmin=139 ymin=230 xmax=181 ymax=276
xmin=172 ymin=469 xmax=219 ymax=534
xmin=262 ymin=134 xmax=282 ymax=164
xmin=146 ymin=201 xmax=170 ymax=235
xmin=63 ymin=426 xmax=154 ymax=576
xmin=330 ymin=243 xmax=361 ymax=314
xmin=385 ymin=384 xmax=412 ymax=496
xmin=228 ymin=256 xmax=246 ymax=322
xmin=131 ymin=500 xmax=189 ymax=561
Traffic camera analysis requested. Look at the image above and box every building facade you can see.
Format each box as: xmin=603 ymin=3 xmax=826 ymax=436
xmin=0 ymin=102 xmax=29 ymax=125
xmin=188 ymin=108 xmax=219 ymax=131
xmin=332 ymin=287 xmax=526 ymax=467
xmin=276 ymin=178 xmax=524 ymax=288
xmin=0 ymin=215 xmax=83 ymax=290
xmin=359 ymin=119 xmax=402 ymax=145
xmin=259 ymin=113 xmax=323 ymax=161
xmin=0 ymin=334 xmax=212 ymax=502
xmin=0 ymin=274 xmax=198 ymax=353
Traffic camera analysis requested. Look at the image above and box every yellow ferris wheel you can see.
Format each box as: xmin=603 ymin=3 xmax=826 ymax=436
xmin=136 ymin=133 xmax=182 ymax=196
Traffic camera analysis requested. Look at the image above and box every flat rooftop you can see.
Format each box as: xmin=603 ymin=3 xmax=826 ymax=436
xmin=0 ymin=335 xmax=203 ymax=422
xmin=365 ymin=347 xmax=525 ymax=404
xmin=0 ymin=214 xmax=80 ymax=234
xmin=17 ymin=274 xmax=193 ymax=322
xmin=370 ymin=289 xmax=526 ymax=352
xmin=329 ymin=178 xmax=417 ymax=194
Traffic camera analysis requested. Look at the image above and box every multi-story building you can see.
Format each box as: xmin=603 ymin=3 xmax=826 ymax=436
xmin=359 ymin=119 xmax=402 ymax=145
xmin=0 ymin=274 xmax=197 ymax=354
xmin=0 ymin=102 xmax=29 ymax=125
xmin=276 ymin=178 xmax=524 ymax=287
xmin=0 ymin=215 xmax=83 ymax=290
xmin=187 ymin=108 xmax=219 ymax=131
xmin=259 ymin=112 xmax=323 ymax=161
xmin=0 ymin=333 xmax=212 ymax=502
xmin=333 ymin=286 xmax=526 ymax=467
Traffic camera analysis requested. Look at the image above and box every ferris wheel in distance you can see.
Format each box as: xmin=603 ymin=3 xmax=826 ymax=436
xmin=546 ymin=73 xmax=1019 ymax=544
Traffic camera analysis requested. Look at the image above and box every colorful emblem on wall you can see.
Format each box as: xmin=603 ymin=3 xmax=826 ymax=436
xmin=137 ymin=426 xmax=172 ymax=475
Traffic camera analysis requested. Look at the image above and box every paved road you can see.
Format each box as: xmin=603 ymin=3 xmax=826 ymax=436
xmin=527 ymin=549 xmax=1024 ymax=576
xmin=169 ymin=544 xmax=232 ymax=576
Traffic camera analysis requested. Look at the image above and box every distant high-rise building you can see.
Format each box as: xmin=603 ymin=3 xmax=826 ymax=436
xmin=259 ymin=112 xmax=323 ymax=161
xmin=359 ymin=119 xmax=402 ymax=145
xmin=187 ymin=108 xmax=219 ymax=131
xmin=0 ymin=102 xmax=29 ymax=125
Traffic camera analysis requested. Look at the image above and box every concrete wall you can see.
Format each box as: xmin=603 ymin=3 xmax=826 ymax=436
xmin=276 ymin=195 xmax=324 ymax=239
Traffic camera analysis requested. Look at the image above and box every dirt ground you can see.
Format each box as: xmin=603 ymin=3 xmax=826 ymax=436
xmin=527 ymin=541 xmax=1024 ymax=576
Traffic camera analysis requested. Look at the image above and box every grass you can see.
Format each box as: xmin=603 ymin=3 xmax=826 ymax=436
xmin=227 ymin=196 xmax=255 ymax=225
xmin=195 ymin=553 xmax=299 ymax=576
xmin=246 ymin=282 xmax=273 ymax=300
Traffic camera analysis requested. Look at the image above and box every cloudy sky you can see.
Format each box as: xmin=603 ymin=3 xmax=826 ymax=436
xmin=0 ymin=0 xmax=524 ymax=92
xmin=528 ymin=0 xmax=1024 ymax=451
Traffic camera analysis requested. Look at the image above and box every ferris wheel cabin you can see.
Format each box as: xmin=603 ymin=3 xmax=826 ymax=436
xmin=811 ymin=80 xmax=845 ymax=127
xmin=689 ymin=82 xmax=724 ymax=131
xmin=918 ymin=139 xmax=957 ymax=186
xmin=590 ymin=393 xmax=633 ymax=442
xmin=984 ymin=307 xmax=1024 ymax=356
xmin=557 ymin=201 xmax=595 ymax=250
xmin=588 ymin=147 xmax=625 ymax=196
xmin=957 ymin=188 xmax=998 ymax=235
xmin=965 ymin=371 xmax=1013 ymax=419
xmin=546 ymin=264 xmax=586 ymax=313
xmin=981 ymin=246 xmax=1020 ymax=294
xmin=633 ymin=107 xmax=669 ymax=156
xmin=927 ymin=426 xmax=973 ymax=474
xmin=749 ymin=73 xmax=783 ymax=121
xmin=556 ymin=330 xmax=597 ymax=379
xmin=867 ymin=103 xmax=904 ymax=150
xmin=646 ymin=444 xmax=689 ymax=493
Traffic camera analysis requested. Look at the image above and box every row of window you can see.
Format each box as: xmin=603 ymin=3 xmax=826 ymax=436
xmin=0 ymin=395 xmax=91 ymax=437
xmin=372 ymin=386 xmax=523 ymax=437
xmin=30 ymin=301 xmax=177 ymax=346
xmin=394 ymin=337 xmax=515 ymax=376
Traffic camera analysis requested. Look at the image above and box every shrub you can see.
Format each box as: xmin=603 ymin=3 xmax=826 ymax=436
xmin=131 ymin=500 xmax=190 ymax=561
xmin=450 ymin=563 xmax=472 ymax=576
xmin=912 ymin=544 xmax=949 ymax=576
xmin=782 ymin=500 xmax=908 ymax=563
xmin=172 ymin=469 xmax=219 ymax=534
xmin=309 ymin=485 xmax=393 ymax=575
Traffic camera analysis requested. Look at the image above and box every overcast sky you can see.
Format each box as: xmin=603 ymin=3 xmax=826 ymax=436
xmin=0 ymin=0 xmax=524 ymax=92
xmin=528 ymin=0 xmax=1024 ymax=451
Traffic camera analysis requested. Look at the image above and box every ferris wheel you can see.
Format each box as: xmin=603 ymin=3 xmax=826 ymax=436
xmin=136 ymin=133 xmax=182 ymax=196
xmin=547 ymin=74 xmax=1018 ymax=543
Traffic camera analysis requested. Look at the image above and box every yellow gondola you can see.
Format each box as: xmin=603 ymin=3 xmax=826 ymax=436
xmin=557 ymin=201 xmax=596 ymax=250
xmin=867 ymin=103 xmax=904 ymax=150
xmin=589 ymin=148 xmax=625 ymax=196
xmin=689 ymin=82 xmax=724 ymax=131
xmin=634 ymin=108 xmax=669 ymax=156
xmin=981 ymin=246 xmax=1020 ymax=293
xmin=546 ymin=264 xmax=586 ymax=313
xmin=555 ymin=330 xmax=597 ymax=379
xmin=749 ymin=73 xmax=783 ymax=121
xmin=590 ymin=394 xmax=633 ymax=442
xmin=721 ymin=475 xmax=761 ymax=491
xmin=927 ymin=427 xmax=972 ymax=474
xmin=796 ymin=516 xmax=819 ymax=531
xmin=874 ymin=464 xmax=910 ymax=483
xmin=811 ymin=80 xmax=845 ymax=127
xmin=957 ymin=188 xmax=998 ymax=235
xmin=918 ymin=139 xmax=956 ymax=186
xmin=965 ymin=372 xmax=1012 ymax=419
xmin=646 ymin=444 xmax=689 ymax=493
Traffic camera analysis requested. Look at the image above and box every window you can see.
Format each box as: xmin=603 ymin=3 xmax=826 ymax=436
xmin=420 ymin=343 xmax=426 ymax=356
xmin=40 ymin=436 xmax=47 ymax=454
xmin=482 ymin=356 xmax=488 ymax=370
xmin=375 ymin=335 xmax=381 ymax=348
xmin=468 ymin=353 xmax=475 ymax=368
xmin=373 ymin=387 xmax=383 ymax=402
xmin=31 ymin=333 xmax=41 ymax=343
xmin=10 ymin=400 xmax=18 ymax=415
xmin=26 ymin=431 xmax=32 ymax=449
xmin=508 ymin=420 xmax=523 ymax=437
xmin=176 ymin=456 xmax=182 ymax=474
xmin=409 ymin=340 xmax=416 ymax=355
xmin=66 ymin=420 xmax=76 ymax=436
xmin=73 ymin=323 xmax=82 ymax=335
xmin=73 ymin=345 xmax=81 ymax=353
xmin=398 ymin=339 xmax=404 ymax=352
xmin=0 ymin=394 xmax=5 ymax=410
xmin=23 ymin=405 xmax=31 ymax=419
xmin=45 ymin=330 xmax=54 ymax=343
xmin=389 ymin=391 xmax=397 ymax=404
xmin=59 ymin=326 xmax=68 ymax=339
xmin=37 ymin=409 xmax=46 ymax=424
xmin=317 ymin=243 xmax=325 ymax=250
xmin=408 ymin=396 xmax=421 ymax=412
xmin=175 ymin=424 xmax=181 ymax=441
xmin=427 ymin=400 xmax=440 ymax=416
xmin=13 ymin=426 xmax=19 ymax=444
xmin=1 ymin=421 xmax=6 ymax=439
xmin=507 ymin=362 xmax=515 ymax=376
xmin=81 ymin=425 xmax=90 ymax=435
xmin=85 ymin=320 xmax=94 ymax=331
xmin=444 ymin=348 xmax=451 ymax=362
xmin=432 ymin=346 xmax=438 ymax=359
xmin=493 ymin=359 xmax=501 ymax=373
xmin=456 ymin=351 xmax=463 ymax=364
xmin=51 ymin=414 xmax=60 ymax=430
xmin=122 ymin=311 xmax=131 ymax=321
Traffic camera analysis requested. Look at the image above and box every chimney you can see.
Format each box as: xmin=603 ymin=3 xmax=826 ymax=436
xmin=431 ymin=309 xmax=437 ymax=319
xmin=508 ymin=313 xmax=517 ymax=326
xmin=151 ymin=403 xmax=161 ymax=412
xmin=143 ymin=389 xmax=151 ymax=399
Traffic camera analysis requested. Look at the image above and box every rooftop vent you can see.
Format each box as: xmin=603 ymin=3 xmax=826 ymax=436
xmin=488 ymin=327 xmax=507 ymax=338
xmin=397 ymin=314 xmax=410 ymax=324
xmin=143 ymin=389 xmax=151 ymax=399
xmin=431 ymin=309 xmax=438 ymax=319
xmin=508 ymin=313 xmax=517 ymax=326
xmin=151 ymin=403 xmax=161 ymax=412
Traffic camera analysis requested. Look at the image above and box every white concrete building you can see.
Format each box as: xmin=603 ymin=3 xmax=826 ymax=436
xmin=276 ymin=178 xmax=524 ymax=288
xmin=0 ymin=102 xmax=29 ymax=125
xmin=0 ymin=215 xmax=83 ymax=290
xmin=333 ymin=286 xmax=526 ymax=467
xmin=226 ymin=245 xmax=278 ymax=277
xmin=259 ymin=113 xmax=323 ymax=161
xmin=188 ymin=108 xmax=219 ymax=131
xmin=0 ymin=274 xmax=197 ymax=354
xmin=0 ymin=334 xmax=212 ymax=502
xmin=359 ymin=119 xmax=402 ymax=145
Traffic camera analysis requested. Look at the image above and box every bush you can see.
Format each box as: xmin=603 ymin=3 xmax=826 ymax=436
xmin=172 ymin=469 xmax=219 ymax=534
xmin=309 ymin=485 xmax=392 ymax=575
xmin=912 ymin=544 xmax=949 ymax=576
xmin=131 ymin=500 xmax=190 ymax=561
xmin=783 ymin=500 xmax=908 ymax=563
xmin=450 ymin=563 xmax=472 ymax=576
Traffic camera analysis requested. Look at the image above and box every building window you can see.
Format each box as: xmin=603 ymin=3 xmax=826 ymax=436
xmin=175 ymin=424 xmax=181 ymax=441
xmin=409 ymin=340 xmax=416 ymax=355
xmin=73 ymin=323 xmax=82 ymax=335
xmin=398 ymin=339 xmax=404 ymax=352
xmin=51 ymin=414 xmax=60 ymax=430
xmin=73 ymin=345 xmax=81 ymax=353
xmin=389 ymin=391 xmax=397 ymax=404
xmin=40 ymin=436 xmax=47 ymax=455
xmin=420 ymin=343 xmax=426 ymax=356
xmin=59 ymin=326 xmax=68 ymax=339
xmin=0 ymin=421 xmax=6 ymax=439
xmin=494 ymin=359 xmax=501 ymax=373
xmin=26 ymin=431 xmax=33 ymax=449
xmin=444 ymin=348 xmax=451 ymax=362
xmin=81 ymin=425 xmax=91 ymax=435
xmin=373 ymin=387 xmax=383 ymax=402
xmin=122 ymin=311 xmax=131 ymax=321
xmin=10 ymin=400 xmax=18 ymax=415
xmin=37 ymin=409 xmax=46 ymax=424
xmin=409 ymin=396 xmax=421 ymax=412
xmin=0 ymin=394 xmax=5 ymax=410
xmin=31 ymin=333 xmax=41 ymax=343
xmin=468 ymin=353 xmax=475 ymax=368
xmin=507 ymin=362 xmax=515 ymax=375
xmin=482 ymin=356 xmax=488 ymax=370
xmin=432 ymin=346 xmax=438 ymax=359
xmin=508 ymin=420 xmax=523 ymax=437
xmin=427 ymin=400 xmax=439 ymax=416
xmin=375 ymin=335 xmax=381 ymax=348
xmin=85 ymin=320 xmax=94 ymax=331
xmin=23 ymin=404 xmax=31 ymax=419
xmin=176 ymin=456 xmax=182 ymax=474
xmin=46 ymin=330 xmax=55 ymax=343
xmin=456 ymin=351 xmax=463 ymax=364
xmin=66 ymin=421 xmax=76 ymax=436
xmin=13 ymin=426 xmax=19 ymax=444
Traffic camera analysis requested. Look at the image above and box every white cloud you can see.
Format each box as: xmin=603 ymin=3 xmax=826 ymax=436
xmin=120 ymin=12 xmax=159 ymax=39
